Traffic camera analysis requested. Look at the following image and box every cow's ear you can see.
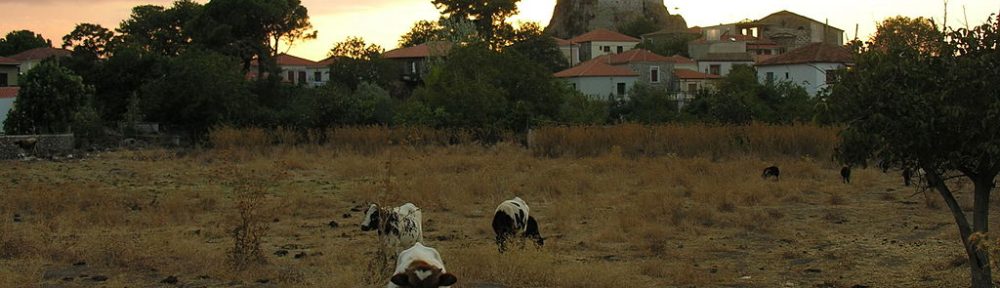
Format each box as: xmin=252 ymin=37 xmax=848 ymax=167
xmin=438 ymin=273 xmax=457 ymax=286
xmin=390 ymin=273 xmax=409 ymax=286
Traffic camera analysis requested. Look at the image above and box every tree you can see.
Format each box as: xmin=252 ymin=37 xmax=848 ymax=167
xmin=833 ymin=15 xmax=1000 ymax=288
xmin=0 ymin=30 xmax=51 ymax=56
xmin=506 ymin=22 xmax=568 ymax=72
xmin=614 ymin=83 xmax=678 ymax=123
xmin=431 ymin=0 xmax=519 ymax=47
xmin=870 ymin=16 xmax=943 ymax=54
xmin=618 ymin=17 xmax=659 ymax=38
xmin=141 ymin=50 xmax=254 ymax=135
xmin=4 ymin=60 xmax=92 ymax=134
xmin=399 ymin=20 xmax=443 ymax=47
xmin=191 ymin=0 xmax=317 ymax=74
xmin=62 ymin=23 xmax=117 ymax=60
xmin=327 ymin=37 xmax=394 ymax=90
xmin=117 ymin=0 xmax=203 ymax=56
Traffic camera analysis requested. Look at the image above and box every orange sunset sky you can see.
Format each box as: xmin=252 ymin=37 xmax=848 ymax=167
xmin=2 ymin=0 xmax=998 ymax=61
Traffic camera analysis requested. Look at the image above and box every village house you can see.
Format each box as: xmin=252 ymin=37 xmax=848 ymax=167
xmin=554 ymin=37 xmax=580 ymax=67
xmin=0 ymin=57 xmax=19 ymax=133
xmin=755 ymin=42 xmax=853 ymax=96
xmin=8 ymin=47 xmax=71 ymax=73
xmin=554 ymin=58 xmax=638 ymax=101
xmin=673 ymin=68 xmax=721 ymax=109
xmin=590 ymin=49 xmax=698 ymax=91
xmin=568 ymin=28 xmax=640 ymax=63
xmin=274 ymin=54 xmax=330 ymax=87
xmin=382 ymin=41 xmax=452 ymax=85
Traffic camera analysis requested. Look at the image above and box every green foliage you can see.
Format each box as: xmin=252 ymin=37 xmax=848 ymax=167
xmin=613 ymin=83 xmax=678 ymax=123
xmin=399 ymin=20 xmax=443 ymax=47
xmin=0 ymin=30 xmax=51 ymax=56
xmin=121 ymin=93 xmax=145 ymax=137
xmin=141 ymin=50 xmax=253 ymax=134
xmin=5 ymin=60 xmax=92 ymax=134
xmin=62 ymin=23 xmax=117 ymax=60
xmin=352 ymin=82 xmax=394 ymax=124
xmin=116 ymin=0 xmax=203 ymax=56
xmin=635 ymin=33 xmax=699 ymax=57
xmin=327 ymin=37 xmax=394 ymax=90
xmin=832 ymin=15 xmax=1000 ymax=288
xmin=431 ymin=0 xmax=519 ymax=47
xmin=72 ymin=104 xmax=106 ymax=146
xmin=557 ymin=90 xmax=609 ymax=125
xmin=506 ymin=22 xmax=568 ymax=72
xmin=683 ymin=65 xmax=814 ymax=124
xmin=91 ymin=45 xmax=166 ymax=121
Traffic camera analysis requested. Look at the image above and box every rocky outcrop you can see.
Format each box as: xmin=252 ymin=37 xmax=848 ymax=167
xmin=545 ymin=0 xmax=688 ymax=39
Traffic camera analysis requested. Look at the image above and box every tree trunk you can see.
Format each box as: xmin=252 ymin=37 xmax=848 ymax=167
xmin=927 ymin=170 xmax=993 ymax=288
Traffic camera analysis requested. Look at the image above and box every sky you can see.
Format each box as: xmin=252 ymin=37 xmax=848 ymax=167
xmin=2 ymin=0 xmax=998 ymax=61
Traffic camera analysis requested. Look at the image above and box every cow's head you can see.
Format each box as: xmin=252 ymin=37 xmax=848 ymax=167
xmin=360 ymin=204 xmax=379 ymax=231
xmin=526 ymin=215 xmax=545 ymax=247
xmin=390 ymin=261 xmax=457 ymax=288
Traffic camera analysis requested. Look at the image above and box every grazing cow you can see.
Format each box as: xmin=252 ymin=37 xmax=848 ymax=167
xmin=761 ymin=166 xmax=780 ymax=181
xmin=360 ymin=203 xmax=423 ymax=252
xmin=903 ymin=168 xmax=929 ymax=187
xmin=492 ymin=197 xmax=544 ymax=253
xmin=13 ymin=138 xmax=37 ymax=152
xmin=840 ymin=166 xmax=852 ymax=184
xmin=389 ymin=242 xmax=457 ymax=288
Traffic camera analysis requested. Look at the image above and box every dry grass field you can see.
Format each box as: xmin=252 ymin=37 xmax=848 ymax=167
xmin=1 ymin=125 xmax=996 ymax=287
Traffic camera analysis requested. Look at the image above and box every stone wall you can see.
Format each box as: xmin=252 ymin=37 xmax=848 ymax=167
xmin=0 ymin=134 xmax=75 ymax=160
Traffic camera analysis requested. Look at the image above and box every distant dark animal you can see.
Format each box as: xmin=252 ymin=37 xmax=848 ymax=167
xmin=761 ymin=166 xmax=780 ymax=181
xmin=360 ymin=203 xmax=423 ymax=253
xmin=492 ymin=197 xmax=544 ymax=253
xmin=877 ymin=160 xmax=890 ymax=173
xmin=840 ymin=166 xmax=852 ymax=184
xmin=13 ymin=138 xmax=37 ymax=151
xmin=903 ymin=168 xmax=913 ymax=186
xmin=389 ymin=242 xmax=457 ymax=288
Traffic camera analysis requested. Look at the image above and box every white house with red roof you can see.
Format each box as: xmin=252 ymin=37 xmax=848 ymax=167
xmin=382 ymin=41 xmax=452 ymax=84
xmin=553 ymin=37 xmax=580 ymax=67
xmin=755 ymin=42 xmax=853 ymax=96
xmin=591 ymin=49 xmax=700 ymax=90
xmin=673 ymin=68 xmax=721 ymax=108
xmin=568 ymin=28 xmax=640 ymax=64
xmin=0 ymin=87 xmax=16 ymax=133
xmin=8 ymin=47 xmax=71 ymax=73
xmin=274 ymin=53 xmax=330 ymax=87
xmin=554 ymin=58 xmax=638 ymax=101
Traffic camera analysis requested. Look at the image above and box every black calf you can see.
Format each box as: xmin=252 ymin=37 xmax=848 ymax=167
xmin=761 ymin=166 xmax=780 ymax=181
xmin=840 ymin=166 xmax=852 ymax=184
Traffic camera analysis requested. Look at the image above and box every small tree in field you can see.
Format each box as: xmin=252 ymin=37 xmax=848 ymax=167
xmin=833 ymin=15 xmax=1000 ymax=288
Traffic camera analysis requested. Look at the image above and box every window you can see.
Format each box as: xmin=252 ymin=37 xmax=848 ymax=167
xmin=287 ymin=71 xmax=295 ymax=82
xmin=688 ymin=83 xmax=698 ymax=92
xmin=617 ymin=46 xmax=624 ymax=53
xmin=314 ymin=71 xmax=322 ymax=82
xmin=766 ymin=72 xmax=774 ymax=82
xmin=410 ymin=61 xmax=418 ymax=74
xmin=571 ymin=83 xmax=577 ymax=90
xmin=709 ymin=64 xmax=721 ymax=75
xmin=0 ymin=73 xmax=7 ymax=87
xmin=616 ymin=83 xmax=626 ymax=96
xmin=650 ymin=66 xmax=660 ymax=83
xmin=785 ymin=72 xmax=790 ymax=79
xmin=298 ymin=71 xmax=306 ymax=85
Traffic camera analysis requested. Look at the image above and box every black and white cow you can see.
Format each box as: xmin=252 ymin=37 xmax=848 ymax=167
xmin=360 ymin=203 xmax=423 ymax=252
xmin=389 ymin=242 xmax=457 ymax=288
xmin=761 ymin=166 xmax=780 ymax=181
xmin=491 ymin=197 xmax=543 ymax=253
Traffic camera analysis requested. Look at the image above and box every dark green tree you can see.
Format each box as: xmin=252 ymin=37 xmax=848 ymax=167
xmin=62 ymin=23 xmax=117 ymax=60
xmin=327 ymin=37 xmax=394 ymax=90
xmin=398 ymin=20 xmax=443 ymax=47
xmin=141 ymin=50 xmax=254 ymax=135
xmin=506 ymin=22 xmax=568 ymax=72
xmin=615 ymin=83 xmax=678 ymax=123
xmin=431 ymin=0 xmax=519 ymax=47
xmin=3 ymin=60 xmax=92 ymax=134
xmin=617 ymin=17 xmax=659 ymax=38
xmin=117 ymin=0 xmax=203 ymax=56
xmin=832 ymin=15 xmax=1000 ymax=288
xmin=0 ymin=30 xmax=51 ymax=56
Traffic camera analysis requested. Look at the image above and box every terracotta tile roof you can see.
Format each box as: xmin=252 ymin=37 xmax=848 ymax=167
xmin=383 ymin=41 xmax=452 ymax=59
xmin=553 ymin=37 xmax=572 ymax=46
xmin=756 ymin=42 xmax=853 ymax=66
xmin=568 ymin=28 xmax=640 ymax=43
xmin=699 ymin=53 xmax=754 ymax=62
xmin=665 ymin=55 xmax=696 ymax=64
xmin=8 ymin=47 xmax=71 ymax=61
xmin=0 ymin=57 xmax=18 ymax=65
xmin=554 ymin=58 xmax=638 ymax=78
xmin=673 ymin=69 xmax=721 ymax=80
xmin=275 ymin=53 xmax=319 ymax=66
xmin=316 ymin=56 xmax=336 ymax=66
xmin=0 ymin=87 xmax=19 ymax=99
